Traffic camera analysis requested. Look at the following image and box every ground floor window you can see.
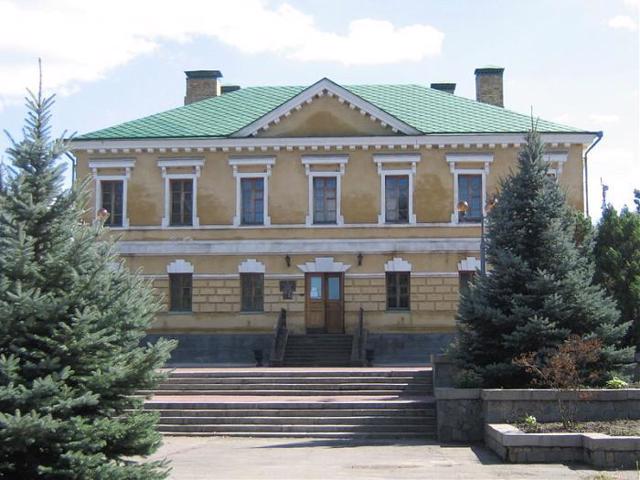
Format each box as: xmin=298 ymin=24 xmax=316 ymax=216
xmin=459 ymin=271 xmax=475 ymax=294
xmin=169 ymin=273 xmax=192 ymax=312
xmin=241 ymin=273 xmax=264 ymax=312
xmin=386 ymin=272 xmax=410 ymax=310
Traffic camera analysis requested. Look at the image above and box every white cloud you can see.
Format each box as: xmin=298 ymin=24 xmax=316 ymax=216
xmin=623 ymin=0 xmax=639 ymax=9
xmin=0 ymin=0 xmax=444 ymax=108
xmin=608 ymin=15 xmax=638 ymax=30
xmin=588 ymin=113 xmax=621 ymax=124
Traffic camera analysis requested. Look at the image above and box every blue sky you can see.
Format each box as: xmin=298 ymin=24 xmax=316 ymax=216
xmin=1 ymin=0 xmax=638 ymax=216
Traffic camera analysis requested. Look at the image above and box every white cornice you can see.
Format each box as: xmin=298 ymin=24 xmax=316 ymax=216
xmin=70 ymin=133 xmax=597 ymax=152
xmin=228 ymin=156 xmax=276 ymax=166
xmin=230 ymin=78 xmax=420 ymax=137
xmin=373 ymin=153 xmax=421 ymax=164
xmin=116 ymin=237 xmax=481 ymax=256
xmin=88 ymin=159 xmax=136 ymax=169
xmin=446 ymin=153 xmax=494 ymax=164
xmin=157 ymin=158 xmax=204 ymax=168
xmin=301 ymin=155 xmax=349 ymax=165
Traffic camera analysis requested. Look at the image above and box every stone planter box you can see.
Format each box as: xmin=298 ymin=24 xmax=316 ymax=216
xmin=485 ymin=424 xmax=640 ymax=469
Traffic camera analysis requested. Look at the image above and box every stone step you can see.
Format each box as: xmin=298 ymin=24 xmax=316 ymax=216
xmin=166 ymin=370 xmax=432 ymax=378
xmin=156 ymin=423 xmax=435 ymax=434
xmin=158 ymin=431 xmax=436 ymax=438
xmin=143 ymin=389 xmax=431 ymax=396
xmin=156 ymin=383 xmax=429 ymax=390
xmin=145 ymin=400 xmax=435 ymax=410
xmin=150 ymin=408 xmax=435 ymax=417
xmin=162 ymin=376 xmax=432 ymax=385
xmin=156 ymin=415 xmax=434 ymax=425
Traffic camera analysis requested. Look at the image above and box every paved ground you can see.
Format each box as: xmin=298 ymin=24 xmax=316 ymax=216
xmin=145 ymin=436 xmax=636 ymax=480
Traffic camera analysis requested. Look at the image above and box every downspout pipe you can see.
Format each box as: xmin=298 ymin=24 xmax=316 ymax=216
xmin=584 ymin=131 xmax=603 ymax=218
xmin=64 ymin=151 xmax=77 ymax=184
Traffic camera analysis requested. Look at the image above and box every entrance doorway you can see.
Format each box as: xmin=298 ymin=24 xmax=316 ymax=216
xmin=304 ymin=272 xmax=344 ymax=333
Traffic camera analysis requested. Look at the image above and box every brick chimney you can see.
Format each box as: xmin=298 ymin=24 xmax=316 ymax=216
xmin=474 ymin=66 xmax=504 ymax=107
xmin=184 ymin=70 xmax=222 ymax=105
xmin=430 ymin=82 xmax=456 ymax=94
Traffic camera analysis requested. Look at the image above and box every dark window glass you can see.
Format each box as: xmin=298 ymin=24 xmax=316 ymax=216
xmin=241 ymin=273 xmax=264 ymax=312
xmin=458 ymin=174 xmax=482 ymax=223
xmin=241 ymin=178 xmax=264 ymax=225
xmin=385 ymin=175 xmax=409 ymax=223
xmin=170 ymin=179 xmax=193 ymax=226
xmin=386 ymin=272 xmax=410 ymax=310
xmin=169 ymin=273 xmax=192 ymax=312
xmin=313 ymin=176 xmax=337 ymax=224
xmin=459 ymin=271 xmax=475 ymax=294
xmin=101 ymin=180 xmax=123 ymax=227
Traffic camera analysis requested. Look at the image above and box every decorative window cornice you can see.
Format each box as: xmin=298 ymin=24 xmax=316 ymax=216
xmin=384 ymin=257 xmax=412 ymax=272
xmin=238 ymin=259 xmax=266 ymax=274
xmin=297 ymin=256 xmax=351 ymax=273
xmin=167 ymin=259 xmax=194 ymax=274
xmin=458 ymin=256 xmax=480 ymax=272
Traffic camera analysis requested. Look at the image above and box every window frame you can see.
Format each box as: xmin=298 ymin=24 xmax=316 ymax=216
xmin=446 ymin=153 xmax=493 ymax=224
xmin=373 ymin=154 xmax=419 ymax=225
xmin=169 ymin=273 xmax=193 ymax=312
xmin=386 ymin=271 xmax=411 ymax=311
xmin=384 ymin=174 xmax=410 ymax=224
xmin=99 ymin=179 xmax=125 ymax=227
xmin=90 ymin=159 xmax=134 ymax=229
xmin=312 ymin=176 xmax=338 ymax=225
xmin=302 ymin=155 xmax=347 ymax=226
xmin=230 ymin=157 xmax=275 ymax=227
xmin=457 ymin=173 xmax=483 ymax=223
xmin=240 ymin=272 xmax=264 ymax=312
xmin=169 ymin=178 xmax=194 ymax=226
xmin=159 ymin=158 xmax=202 ymax=228
xmin=240 ymin=177 xmax=265 ymax=225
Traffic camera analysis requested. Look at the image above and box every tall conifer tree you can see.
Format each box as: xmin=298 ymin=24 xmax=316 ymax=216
xmin=0 ymin=70 xmax=175 ymax=478
xmin=454 ymin=128 xmax=632 ymax=387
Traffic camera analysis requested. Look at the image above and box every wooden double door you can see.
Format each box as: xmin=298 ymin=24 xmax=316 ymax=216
xmin=305 ymin=272 xmax=344 ymax=334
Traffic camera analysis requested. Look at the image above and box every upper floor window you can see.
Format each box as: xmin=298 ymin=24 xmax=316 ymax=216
xmin=89 ymin=159 xmax=134 ymax=228
xmin=230 ymin=157 xmax=275 ymax=227
xmin=170 ymin=179 xmax=193 ymax=226
xmin=169 ymin=273 xmax=192 ymax=312
xmin=386 ymin=272 xmax=410 ymax=310
xmin=313 ymin=177 xmax=337 ymax=224
xmin=374 ymin=154 xmax=419 ymax=225
xmin=241 ymin=273 xmax=264 ymax=312
xmin=158 ymin=158 xmax=203 ymax=228
xmin=241 ymin=178 xmax=264 ymax=225
xmin=100 ymin=180 xmax=123 ymax=227
xmin=385 ymin=175 xmax=409 ymax=223
xmin=458 ymin=174 xmax=482 ymax=223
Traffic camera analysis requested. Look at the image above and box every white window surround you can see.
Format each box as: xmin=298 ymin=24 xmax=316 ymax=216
xmin=229 ymin=156 xmax=275 ymax=227
xmin=458 ymin=256 xmax=481 ymax=272
xmin=167 ymin=259 xmax=194 ymax=274
xmin=89 ymin=159 xmax=135 ymax=228
xmin=446 ymin=153 xmax=494 ymax=224
xmin=302 ymin=155 xmax=348 ymax=226
xmin=373 ymin=154 xmax=421 ymax=225
xmin=384 ymin=257 xmax=412 ymax=272
xmin=238 ymin=259 xmax=266 ymax=273
xmin=158 ymin=158 xmax=204 ymax=228
xmin=298 ymin=257 xmax=351 ymax=273
xmin=543 ymin=151 xmax=568 ymax=177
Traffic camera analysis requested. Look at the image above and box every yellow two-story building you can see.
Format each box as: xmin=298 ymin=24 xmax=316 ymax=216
xmin=70 ymin=67 xmax=599 ymax=366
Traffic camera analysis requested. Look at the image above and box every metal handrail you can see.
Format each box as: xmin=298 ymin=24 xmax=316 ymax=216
xmin=270 ymin=308 xmax=288 ymax=365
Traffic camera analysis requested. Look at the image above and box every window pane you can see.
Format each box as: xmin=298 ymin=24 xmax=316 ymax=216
xmin=385 ymin=176 xmax=409 ymax=223
xmin=386 ymin=272 xmax=410 ymax=310
xmin=170 ymin=273 xmax=192 ymax=312
xmin=309 ymin=275 xmax=322 ymax=299
xmin=241 ymin=273 xmax=264 ymax=312
xmin=458 ymin=175 xmax=482 ymax=222
xmin=170 ymin=179 xmax=193 ymax=226
xmin=328 ymin=276 xmax=340 ymax=300
xmin=101 ymin=180 xmax=124 ymax=227
xmin=241 ymin=178 xmax=264 ymax=225
xmin=313 ymin=177 xmax=337 ymax=224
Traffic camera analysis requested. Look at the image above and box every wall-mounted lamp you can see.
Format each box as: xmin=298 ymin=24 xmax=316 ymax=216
xmin=357 ymin=253 xmax=363 ymax=266
xmin=284 ymin=255 xmax=291 ymax=268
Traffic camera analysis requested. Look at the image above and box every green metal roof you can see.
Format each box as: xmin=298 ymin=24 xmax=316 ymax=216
xmin=77 ymin=82 xmax=585 ymax=140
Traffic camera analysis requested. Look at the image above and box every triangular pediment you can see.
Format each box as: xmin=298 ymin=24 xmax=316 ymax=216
xmin=231 ymin=78 xmax=420 ymax=138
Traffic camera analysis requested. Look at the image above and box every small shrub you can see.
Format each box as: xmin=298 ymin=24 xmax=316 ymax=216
xmin=523 ymin=415 xmax=538 ymax=428
xmin=454 ymin=369 xmax=483 ymax=388
xmin=605 ymin=376 xmax=629 ymax=389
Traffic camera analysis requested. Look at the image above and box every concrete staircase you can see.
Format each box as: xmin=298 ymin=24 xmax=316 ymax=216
xmin=145 ymin=369 xmax=435 ymax=438
xmin=282 ymin=334 xmax=354 ymax=367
